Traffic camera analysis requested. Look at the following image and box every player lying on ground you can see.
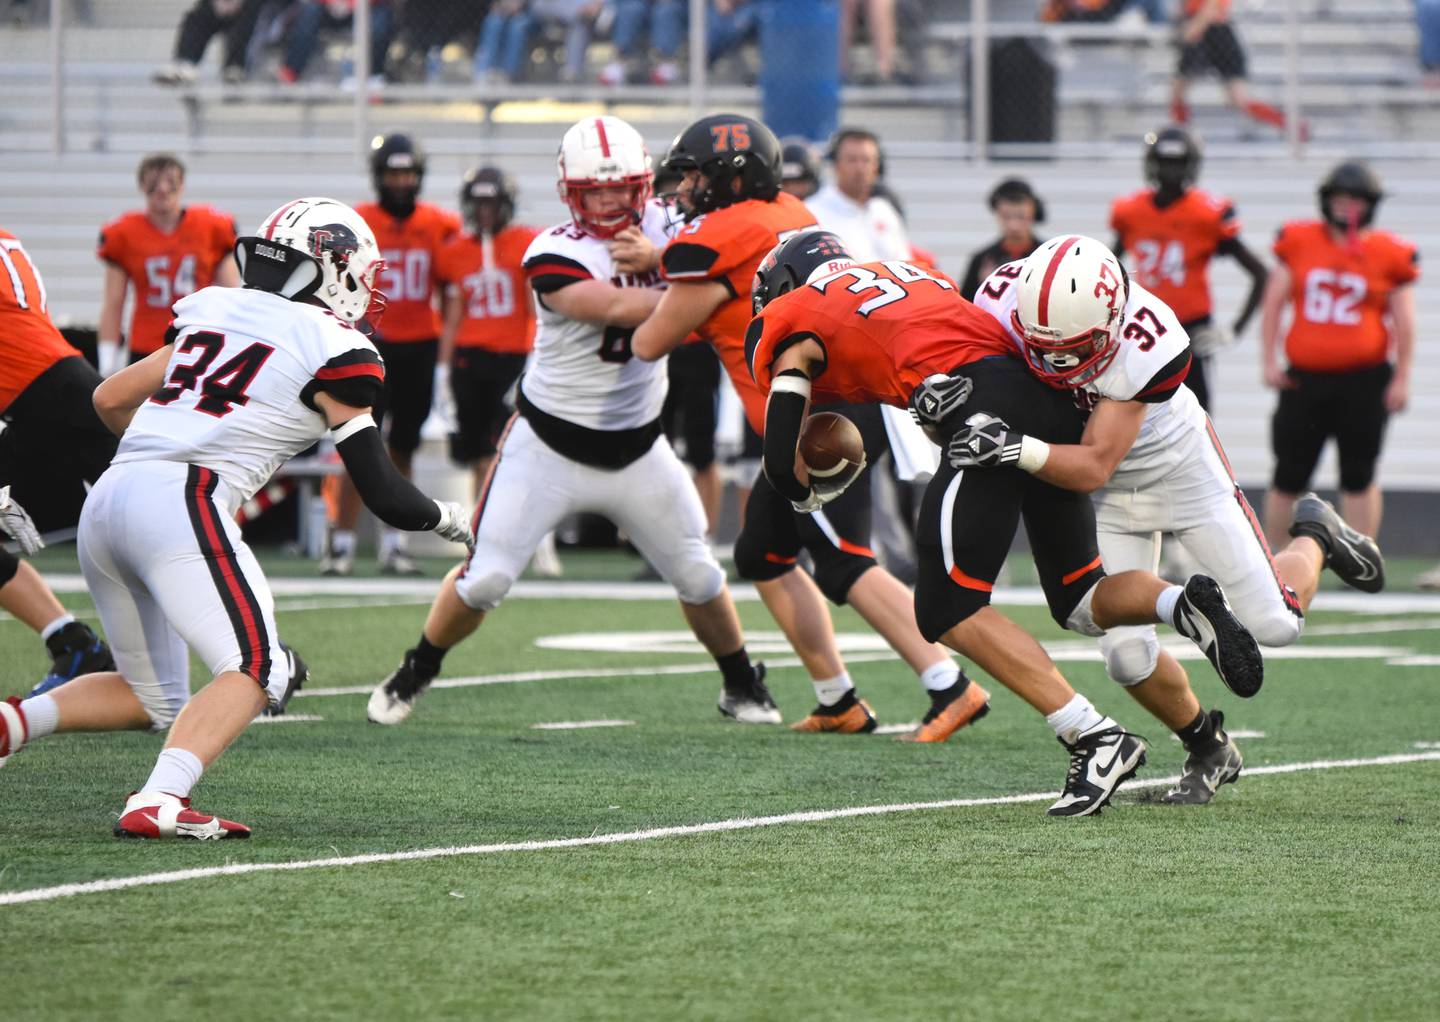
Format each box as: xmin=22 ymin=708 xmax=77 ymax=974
xmin=746 ymin=230 xmax=1266 ymax=816
xmin=368 ymin=116 xmax=777 ymax=728
xmin=962 ymin=235 xmax=1383 ymax=804
xmin=0 ymin=197 xmax=474 ymax=840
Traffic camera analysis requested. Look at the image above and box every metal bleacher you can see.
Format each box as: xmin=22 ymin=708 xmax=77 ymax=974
xmin=0 ymin=0 xmax=1435 ymax=498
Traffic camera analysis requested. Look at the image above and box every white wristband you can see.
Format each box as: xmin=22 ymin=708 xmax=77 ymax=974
xmin=1016 ymin=435 xmax=1050 ymax=473
xmin=770 ymin=374 xmax=812 ymax=399
xmin=331 ymin=413 xmax=377 ymax=444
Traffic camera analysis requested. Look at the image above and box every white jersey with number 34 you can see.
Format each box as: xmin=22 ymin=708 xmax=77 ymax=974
xmin=113 ymin=286 xmax=383 ymax=506
xmin=972 ymin=260 xmax=1207 ymax=485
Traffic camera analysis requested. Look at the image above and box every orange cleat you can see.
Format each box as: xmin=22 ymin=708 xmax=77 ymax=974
xmin=789 ymin=697 xmax=877 ymax=734
xmin=896 ymin=680 xmax=991 ymax=743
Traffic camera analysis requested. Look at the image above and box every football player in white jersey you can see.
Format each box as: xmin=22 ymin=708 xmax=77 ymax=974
xmin=961 ymin=235 xmax=1383 ymax=803
xmin=0 ymin=198 xmax=474 ymax=839
xmin=367 ymin=116 xmax=778 ymax=727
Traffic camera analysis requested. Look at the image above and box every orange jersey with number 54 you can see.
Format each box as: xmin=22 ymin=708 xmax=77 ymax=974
xmin=744 ymin=260 xmax=1014 ymax=409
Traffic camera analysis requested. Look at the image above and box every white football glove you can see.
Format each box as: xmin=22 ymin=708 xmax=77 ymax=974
xmin=792 ymin=452 xmax=867 ymax=514
xmin=0 ymin=486 xmax=44 ymax=555
xmin=432 ymin=500 xmax=475 ymax=549
xmin=431 ymin=363 xmax=458 ymax=435
xmin=1187 ymin=323 xmax=1235 ymax=357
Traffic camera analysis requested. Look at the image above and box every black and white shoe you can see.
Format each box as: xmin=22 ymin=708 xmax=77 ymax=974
xmin=717 ymin=663 xmax=781 ymax=725
xmin=1172 ymin=575 xmax=1264 ymax=698
xmin=1289 ymin=492 xmax=1385 ymax=593
xmin=367 ymin=653 xmax=433 ymax=725
xmin=1048 ymin=722 xmax=1148 ymax=817
xmin=1163 ymin=710 xmax=1243 ymax=805
xmin=262 ymin=645 xmax=309 ymax=717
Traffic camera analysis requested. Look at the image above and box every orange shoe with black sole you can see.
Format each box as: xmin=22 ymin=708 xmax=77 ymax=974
xmin=789 ymin=696 xmax=877 ymax=734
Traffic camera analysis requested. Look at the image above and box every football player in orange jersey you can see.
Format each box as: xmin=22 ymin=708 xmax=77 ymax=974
xmin=627 ymin=114 xmax=987 ymax=742
xmin=0 ymin=229 xmax=117 ymax=699
xmin=1110 ymin=126 xmax=1268 ymax=412
xmin=1260 ymin=161 xmax=1417 ymax=549
xmin=748 ymin=230 xmax=1266 ymax=816
xmin=435 ymin=165 xmax=540 ymax=495
xmin=1171 ymin=0 xmax=1304 ymax=137
xmin=97 ymin=153 xmax=239 ymax=375
xmin=323 ymin=133 xmax=463 ymax=576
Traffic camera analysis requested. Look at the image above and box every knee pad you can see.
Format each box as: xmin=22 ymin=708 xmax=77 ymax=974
xmin=454 ymin=564 xmax=516 ymax=612
xmin=1100 ymin=627 xmax=1161 ymax=687
xmin=1064 ymin=582 xmax=1106 ymax=638
xmin=671 ymin=555 xmax=726 ymax=606
xmin=1249 ymin=603 xmax=1305 ymax=648
xmin=0 ymin=546 xmax=19 ymax=588
xmin=732 ymin=524 xmax=797 ymax=584
xmin=810 ymin=546 xmax=877 ymax=606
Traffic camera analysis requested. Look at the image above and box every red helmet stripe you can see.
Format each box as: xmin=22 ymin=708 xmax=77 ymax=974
xmin=263 ymin=199 xmax=304 ymax=240
xmin=595 ymin=118 xmax=611 ymax=158
xmin=1035 ymin=235 xmax=1081 ymax=327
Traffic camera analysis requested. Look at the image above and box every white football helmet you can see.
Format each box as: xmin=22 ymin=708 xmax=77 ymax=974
xmin=235 ymin=196 xmax=386 ymax=325
xmin=556 ymin=116 xmax=652 ymax=238
xmin=1012 ymin=234 xmax=1127 ymax=387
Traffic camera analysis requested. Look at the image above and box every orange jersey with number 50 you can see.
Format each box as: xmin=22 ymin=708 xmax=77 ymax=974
xmin=355 ymin=201 xmax=462 ymax=342
xmin=745 ymin=260 xmax=1014 ymax=409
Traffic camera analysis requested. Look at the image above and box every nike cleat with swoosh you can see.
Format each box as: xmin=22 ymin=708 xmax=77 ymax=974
xmin=1163 ymin=710 xmax=1243 ymax=805
xmin=1172 ymin=574 xmax=1264 ymax=698
xmin=1048 ymin=722 xmax=1147 ymax=817
xmin=1289 ymin=492 xmax=1385 ymax=594
xmin=114 ymin=791 xmax=251 ymax=840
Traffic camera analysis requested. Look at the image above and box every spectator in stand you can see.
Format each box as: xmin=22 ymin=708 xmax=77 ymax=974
xmin=1110 ymin=127 xmax=1267 ymax=412
xmin=807 ymin=128 xmax=909 ymax=262
xmin=840 ymin=0 xmax=897 ymax=83
xmin=778 ymin=139 xmax=822 ymax=200
xmin=474 ymin=1 xmax=600 ymax=84
xmin=1041 ymin=0 xmax=1167 ymax=22
xmin=1418 ymin=0 xmax=1440 ymax=87
xmin=434 ymin=166 xmax=539 ymax=494
xmin=153 ymin=0 xmax=268 ymax=86
xmin=1261 ymin=161 xmax=1416 ymax=551
xmin=279 ymin=0 xmax=397 ymax=89
xmin=708 ymin=0 xmax=759 ymax=68
xmin=959 ymin=178 xmax=1045 ymax=302
xmin=599 ymin=0 xmax=683 ymax=84
xmin=1171 ymin=0 xmax=1305 ymax=137
xmin=96 ymin=154 xmax=238 ymax=376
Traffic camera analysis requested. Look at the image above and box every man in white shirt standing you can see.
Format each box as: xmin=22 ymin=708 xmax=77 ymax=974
xmin=806 ymin=127 xmax=910 ymax=263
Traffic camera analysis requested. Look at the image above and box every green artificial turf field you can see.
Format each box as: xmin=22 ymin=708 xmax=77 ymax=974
xmin=3 ymin=547 xmax=1439 ymax=1021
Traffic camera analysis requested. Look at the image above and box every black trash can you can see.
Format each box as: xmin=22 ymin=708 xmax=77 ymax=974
xmin=988 ymin=36 xmax=1057 ymax=145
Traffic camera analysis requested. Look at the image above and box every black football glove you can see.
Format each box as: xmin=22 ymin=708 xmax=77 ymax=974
xmin=946 ymin=413 xmax=1028 ymax=469
xmin=908 ymin=373 xmax=973 ymax=439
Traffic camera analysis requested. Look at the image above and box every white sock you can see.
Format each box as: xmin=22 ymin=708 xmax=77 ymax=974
xmin=812 ymin=673 xmax=854 ymax=706
xmin=40 ymin=614 xmax=76 ymax=642
xmin=142 ymin=748 xmax=204 ymax=799
xmin=1156 ymin=584 xmax=1183 ymax=625
xmin=919 ymin=659 xmax=961 ymax=692
xmin=1045 ymin=694 xmax=1108 ymax=745
xmin=330 ymin=529 xmax=357 ymax=556
xmin=18 ymin=693 xmax=59 ymax=741
xmin=380 ymin=529 xmax=406 ymax=558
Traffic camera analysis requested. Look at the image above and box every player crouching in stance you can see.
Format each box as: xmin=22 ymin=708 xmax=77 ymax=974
xmin=0 ymin=198 xmax=474 ymax=839
xmin=748 ymin=231 xmax=1265 ymax=816
xmin=368 ymin=116 xmax=776 ymax=727
xmin=965 ymin=235 xmax=1384 ymax=804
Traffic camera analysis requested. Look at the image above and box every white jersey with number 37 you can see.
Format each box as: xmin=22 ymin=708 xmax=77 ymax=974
xmin=113 ymin=286 xmax=384 ymax=506
xmin=973 ymin=260 xmax=1206 ymax=484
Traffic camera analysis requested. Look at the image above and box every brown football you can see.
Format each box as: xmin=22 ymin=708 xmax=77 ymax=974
xmin=800 ymin=412 xmax=864 ymax=477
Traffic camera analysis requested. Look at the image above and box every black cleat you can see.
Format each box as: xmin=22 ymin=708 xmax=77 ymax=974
xmin=1289 ymin=492 xmax=1385 ymax=593
xmin=1163 ymin=710 xmax=1243 ymax=805
xmin=27 ymin=622 xmax=115 ymax=698
xmin=366 ymin=653 xmax=433 ymax=725
xmin=1172 ymin=575 xmax=1264 ymax=698
xmin=263 ymin=645 xmax=309 ymax=717
xmin=717 ymin=662 xmax=782 ymax=724
xmin=1048 ymin=723 xmax=1148 ymax=817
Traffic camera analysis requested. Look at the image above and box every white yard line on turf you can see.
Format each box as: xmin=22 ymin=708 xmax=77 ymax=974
xmin=531 ymin=720 xmax=635 ymax=730
xmin=250 ymin=715 xmax=325 ymax=724
xmin=2 ymin=751 xmax=1437 ymax=909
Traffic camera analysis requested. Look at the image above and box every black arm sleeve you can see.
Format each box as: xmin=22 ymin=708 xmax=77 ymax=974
xmin=334 ymin=425 xmax=441 ymax=531
xmin=1217 ymin=235 xmax=1269 ymax=335
xmin=761 ymin=370 xmax=812 ymax=504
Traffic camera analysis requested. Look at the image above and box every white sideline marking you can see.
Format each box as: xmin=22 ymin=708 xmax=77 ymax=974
xmin=1390 ymin=655 xmax=1440 ymax=667
xmin=874 ymin=723 xmax=922 ymax=735
xmin=1171 ymin=729 xmax=1267 ymax=741
xmin=250 ymin=714 xmax=324 ymax=725
xmin=531 ymin=720 xmax=635 ymax=731
xmin=2 ymin=751 xmax=1436 ymax=909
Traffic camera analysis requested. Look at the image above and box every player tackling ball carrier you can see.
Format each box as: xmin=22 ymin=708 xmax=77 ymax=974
xmin=367 ymin=116 xmax=776 ymax=726
xmin=0 ymin=198 xmax=474 ymax=839
xmin=746 ymin=230 xmax=1267 ymax=816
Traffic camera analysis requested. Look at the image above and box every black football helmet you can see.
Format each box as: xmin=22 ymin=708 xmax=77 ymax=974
xmin=779 ymin=138 xmax=821 ymax=198
xmin=661 ymin=113 xmax=783 ymax=217
xmin=752 ymin=230 xmax=855 ymax=315
xmin=1318 ymin=160 xmax=1383 ymax=229
xmin=459 ymin=164 xmax=517 ymax=233
xmin=1143 ymin=126 xmax=1201 ymax=192
xmin=370 ymin=133 xmax=426 ymax=216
